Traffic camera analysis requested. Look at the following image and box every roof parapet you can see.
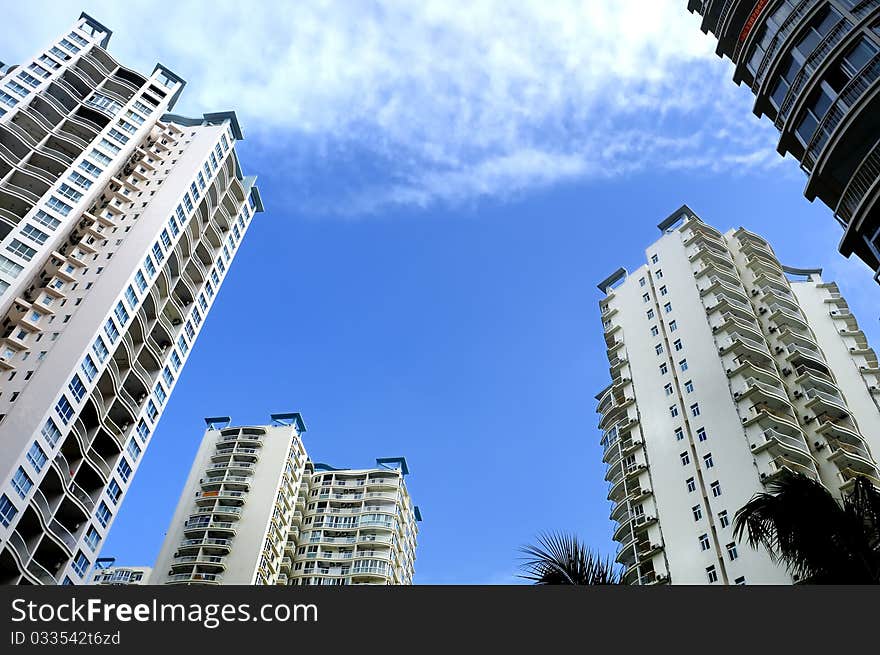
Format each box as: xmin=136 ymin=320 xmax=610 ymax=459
xmin=657 ymin=204 xmax=700 ymax=232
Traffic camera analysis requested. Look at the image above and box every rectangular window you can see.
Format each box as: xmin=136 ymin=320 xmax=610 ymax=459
xmin=697 ymin=427 xmax=707 ymax=442
xmin=136 ymin=420 xmax=150 ymax=443
xmin=46 ymin=196 xmax=72 ymax=216
xmin=699 ymin=533 xmax=710 ymax=551
xmin=162 ymin=366 xmax=174 ymax=388
xmin=703 ymin=453 xmax=714 ymax=468
xmin=68 ymin=375 xmax=86 ymax=402
xmin=89 ymin=149 xmax=112 ymax=167
xmin=680 ymin=359 xmax=688 ymax=371
xmin=669 ymin=320 xmax=677 ymax=332
xmin=711 ymin=481 xmax=722 ymax=497
xmin=144 ymin=255 xmax=156 ymax=278
xmin=72 ymin=551 xmax=90 ymax=578
xmin=642 ymin=293 xmax=650 ymax=303
xmin=118 ymin=119 xmax=137 ymax=135
xmin=96 ymin=501 xmax=112 ymax=527
xmin=686 ymin=477 xmax=696 ymax=493
xmin=160 ymin=229 xmax=171 ymax=249
xmin=670 ymin=405 xmax=679 ymax=418
xmin=727 ymin=542 xmax=738 ymax=561
xmin=33 ymin=210 xmax=61 ymax=230
xmin=177 ymin=335 xmax=189 ymax=356
xmin=170 ymin=350 xmax=182 ymax=371
xmin=674 ymin=427 xmax=684 ymax=441
xmin=106 ymin=129 xmax=128 ymax=146
xmin=107 ymin=479 xmax=122 ymax=504
xmin=650 ymin=254 xmax=659 ymax=264
xmin=134 ymin=271 xmax=147 ymax=293
xmin=680 ymin=452 xmax=690 ymax=465
xmin=55 ymin=395 xmax=75 ymax=424
xmin=126 ymin=439 xmax=141 ymax=462
xmin=57 ymin=183 xmax=82 ymax=202
xmin=0 ymin=255 xmax=23 ymax=277
xmin=11 ymin=467 xmax=33 ymax=498
xmin=146 ymin=400 xmax=158 ymax=421
xmin=152 ymin=242 xmax=164 ymax=263
xmin=154 ymin=383 xmax=167 ymax=405
xmin=93 ymin=336 xmax=109 ymax=363
xmin=655 ymin=343 xmax=664 ymax=355
xmin=68 ymin=171 xmax=93 ymax=190
xmin=6 ymin=239 xmax=37 ymax=261
xmin=168 ymin=215 xmax=179 ymax=236
xmin=664 ymin=383 xmax=673 ymax=396
xmin=81 ymin=355 xmax=98 ymax=382
xmin=673 ymin=339 xmax=683 ymax=351
xmin=26 ymin=442 xmax=47 ymax=471
xmin=117 ymin=458 xmax=132 ymax=483
xmin=176 ymin=205 xmax=186 ymax=224
xmin=41 ymin=418 xmax=62 ymax=446
xmin=114 ymin=301 xmax=129 ymax=326
xmin=0 ymin=494 xmax=18 ymax=527
xmin=692 ymin=505 xmax=702 ymax=521
xmin=660 ymin=285 xmax=668 ymax=296
xmin=706 ymin=566 xmax=718 ymax=583
xmin=185 ymin=321 xmax=195 ymax=340
xmin=125 ymin=285 xmax=138 ymax=309
xmin=718 ymin=510 xmax=730 ymax=528
xmin=85 ymin=526 xmax=101 ymax=552
xmin=690 ymin=403 xmax=701 ymax=417
xmin=183 ymin=194 xmax=194 ymax=212
xmin=684 ymin=380 xmax=694 ymax=393
xmin=21 ymin=224 xmax=49 ymax=246
xmin=104 ymin=318 xmax=119 ymax=343
xmin=78 ymin=160 xmax=102 ymax=178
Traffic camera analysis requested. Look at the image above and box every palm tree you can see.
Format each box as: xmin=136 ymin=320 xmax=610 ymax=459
xmin=518 ymin=531 xmax=622 ymax=585
xmin=734 ymin=472 xmax=880 ymax=584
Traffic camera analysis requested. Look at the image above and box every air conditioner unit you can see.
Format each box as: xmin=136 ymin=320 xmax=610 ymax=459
xmin=759 ymin=307 xmax=767 ymax=314
xmin=794 ymin=391 xmax=803 ymax=399
xmin=769 ymin=327 xmax=778 ymax=333
xmin=751 ymin=289 xmax=759 ymax=296
xmin=775 ymin=346 xmax=783 ymax=353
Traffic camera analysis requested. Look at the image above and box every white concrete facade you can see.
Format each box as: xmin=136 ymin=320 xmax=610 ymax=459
xmin=596 ymin=205 xmax=880 ymax=585
xmin=0 ymin=14 xmax=263 ymax=585
xmin=151 ymin=416 xmax=420 ymax=586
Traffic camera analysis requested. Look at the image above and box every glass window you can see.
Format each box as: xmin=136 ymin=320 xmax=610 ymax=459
xmin=11 ymin=467 xmax=33 ymax=498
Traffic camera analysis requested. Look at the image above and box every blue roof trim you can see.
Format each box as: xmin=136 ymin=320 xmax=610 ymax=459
xmin=152 ymin=64 xmax=187 ymax=111
xmin=79 ymin=12 xmax=113 ymax=49
xmin=313 ymin=463 xmax=342 ymax=472
xmin=204 ymin=416 xmax=232 ymax=429
xmin=250 ymin=185 xmax=265 ymax=213
xmin=270 ymin=412 xmax=307 ymax=432
xmin=376 ymin=457 xmax=410 ymax=476
xmin=414 ymin=506 xmax=423 ymax=522
xmin=657 ymin=204 xmax=699 ymax=232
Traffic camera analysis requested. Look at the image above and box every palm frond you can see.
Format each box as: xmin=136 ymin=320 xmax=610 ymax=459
xmin=518 ymin=532 xmax=621 ymax=585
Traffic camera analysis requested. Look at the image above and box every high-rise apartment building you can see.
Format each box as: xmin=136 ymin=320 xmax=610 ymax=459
xmin=596 ymin=205 xmax=880 ymax=584
xmin=0 ymin=14 xmax=263 ymax=585
xmin=151 ymin=415 xmax=420 ymax=586
xmin=687 ymin=1 xmax=880 ymax=281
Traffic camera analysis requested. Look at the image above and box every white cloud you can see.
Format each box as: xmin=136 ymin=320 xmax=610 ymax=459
xmin=3 ymin=0 xmax=784 ymax=213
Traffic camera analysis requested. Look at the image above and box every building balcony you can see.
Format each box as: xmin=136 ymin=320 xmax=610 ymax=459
xmin=803 ymin=386 xmax=849 ymax=418
xmin=734 ymin=376 xmax=791 ymax=412
xmin=705 ymin=292 xmax=755 ymax=321
xmin=744 ymin=253 xmax=785 ymax=277
xmin=183 ymin=521 xmax=237 ymax=536
xmin=700 ymin=275 xmax=750 ymax=303
xmin=165 ymin=572 xmax=223 ymax=585
xmin=177 ymin=537 xmax=233 ymax=554
xmin=749 ymin=426 xmax=812 ymax=460
xmin=742 ymin=402 xmax=801 ymax=433
xmin=758 ymin=455 xmax=820 ymax=485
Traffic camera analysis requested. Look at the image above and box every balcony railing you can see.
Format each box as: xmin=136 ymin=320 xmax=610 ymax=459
xmin=837 ymin=134 xmax=880 ymax=224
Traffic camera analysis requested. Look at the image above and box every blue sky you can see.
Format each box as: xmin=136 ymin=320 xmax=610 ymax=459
xmin=5 ymin=2 xmax=879 ymax=584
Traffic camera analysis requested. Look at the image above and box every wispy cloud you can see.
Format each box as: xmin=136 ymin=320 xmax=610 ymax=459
xmin=5 ymin=0 xmax=784 ymax=213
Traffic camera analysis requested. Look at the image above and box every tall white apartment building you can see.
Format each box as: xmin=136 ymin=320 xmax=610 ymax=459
xmin=151 ymin=415 xmax=420 ymax=586
xmin=596 ymin=205 xmax=880 ymax=585
xmin=0 ymin=14 xmax=264 ymax=585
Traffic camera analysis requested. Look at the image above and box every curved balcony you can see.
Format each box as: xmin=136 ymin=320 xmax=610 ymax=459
xmin=171 ymin=554 xmax=226 ymax=571
xmin=195 ymin=490 xmax=247 ymax=506
xmin=775 ymin=18 xmax=851 ymax=130
xmin=758 ymin=454 xmax=821 ymax=484
xmin=804 ymin=51 xmax=880 ymax=172
xmin=749 ymin=425 xmax=813 ymax=460
xmin=752 ymin=0 xmax=823 ymax=95
xmin=836 ymin=132 xmax=880 ymax=238
xmin=837 ymin=467 xmax=880 ymax=493
xmin=734 ymin=376 xmax=792 ymax=412
xmin=706 ymin=291 xmax=756 ymax=322
xmin=742 ymin=401 xmax=801 ymax=433
xmin=212 ymin=447 xmax=260 ymax=463
xmin=176 ymin=537 xmax=233 ymax=554
xmin=183 ymin=520 xmax=237 ymax=536
xmin=803 ymin=386 xmax=849 ymax=418
xmin=165 ymin=572 xmax=223 ymax=585
xmin=700 ymin=275 xmax=751 ymax=304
